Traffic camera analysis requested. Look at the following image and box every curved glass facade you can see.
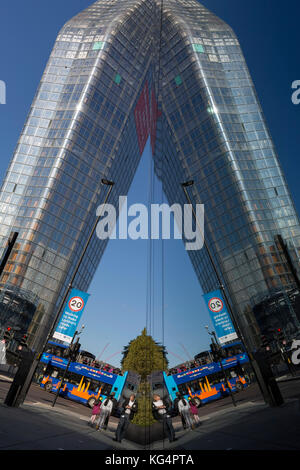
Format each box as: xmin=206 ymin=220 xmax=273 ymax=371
xmin=0 ymin=0 xmax=299 ymax=351
xmin=156 ymin=0 xmax=300 ymax=348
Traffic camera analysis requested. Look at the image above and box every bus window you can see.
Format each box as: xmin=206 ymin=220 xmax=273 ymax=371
xmin=209 ymin=372 xmax=223 ymax=386
xmin=65 ymin=371 xmax=81 ymax=386
xmin=178 ymin=384 xmax=188 ymax=395
xmin=44 ymin=363 xmax=54 ymax=376
xmin=196 ymin=380 xmax=204 ymax=392
xmin=82 ymin=379 xmax=100 ymax=393
xmin=90 ymin=380 xmax=101 ymax=392
xmin=102 ymin=383 xmax=112 ymax=396
xmin=49 ymin=368 xmax=65 ymax=381
xmin=189 ymin=381 xmax=200 ymax=393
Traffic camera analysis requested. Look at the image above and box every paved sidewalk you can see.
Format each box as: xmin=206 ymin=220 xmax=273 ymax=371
xmin=0 ymin=391 xmax=300 ymax=450
xmin=0 ymin=399 xmax=138 ymax=450
xmin=162 ymin=398 xmax=300 ymax=451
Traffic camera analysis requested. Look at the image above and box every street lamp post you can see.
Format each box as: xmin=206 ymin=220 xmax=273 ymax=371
xmin=5 ymin=179 xmax=115 ymax=408
xmin=0 ymin=231 xmax=19 ymax=280
xmin=181 ymin=180 xmax=284 ymax=407
xmin=42 ymin=178 xmax=115 ymax=350
xmin=181 ymin=180 xmax=246 ymax=344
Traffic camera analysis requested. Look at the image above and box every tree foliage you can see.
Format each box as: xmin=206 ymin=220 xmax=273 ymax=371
xmin=121 ymin=328 xmax=168 ymax=380
xmin=131 ymin=382 xmax=156 ymax=426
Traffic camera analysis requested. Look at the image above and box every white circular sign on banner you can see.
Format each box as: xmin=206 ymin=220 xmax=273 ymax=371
xmin=68 ymin=296 xmax=85 ymax=312
xmin=208 ymin=297 xmax=223 ymax=313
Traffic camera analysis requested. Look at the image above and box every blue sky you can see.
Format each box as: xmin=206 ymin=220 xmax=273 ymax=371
xmin=0 ymin=1 xmax=299 ymax=367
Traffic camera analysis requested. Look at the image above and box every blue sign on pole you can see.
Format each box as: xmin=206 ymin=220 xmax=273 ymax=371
xmin=53 ymin=288 xmax=90 ymax=343
xmin=203 ymin=289 xmax=238 ymax=344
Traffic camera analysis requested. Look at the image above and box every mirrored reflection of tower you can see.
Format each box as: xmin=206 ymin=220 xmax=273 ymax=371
xmin=0 ymin=0 xmax=299 ymax=351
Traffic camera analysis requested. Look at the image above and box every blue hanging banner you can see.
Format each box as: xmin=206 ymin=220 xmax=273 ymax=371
xmin=203 ymin=289 xmax=238 ymax=344
xmin=53 ymin=288 xmax=90 ymax=343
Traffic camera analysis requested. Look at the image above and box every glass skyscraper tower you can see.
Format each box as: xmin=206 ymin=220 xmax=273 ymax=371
xmin=0 ymin=0 xmax=299 ymax=351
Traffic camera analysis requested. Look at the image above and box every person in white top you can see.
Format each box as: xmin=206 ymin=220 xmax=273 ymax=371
xmin=125 ymin=398 xmax=135 ymax=414
xmin=152 ymin=394 xmax=176 ymax=443
xmin=154 ymin=398 xmax=166 ymax=415
xmin=96 ymin=395 xmax=114 ymax=430
xmin=178 ymin=396 xmax=193 ymax=429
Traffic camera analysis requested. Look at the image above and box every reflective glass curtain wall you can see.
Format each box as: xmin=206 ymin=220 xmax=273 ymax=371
xmin=0 ymin=0 xmax=299 ymax=351
xmin=156 ymin=0 xmax=300 ymax=347
xmin=0 ymin=0 xmax=158 ymax=349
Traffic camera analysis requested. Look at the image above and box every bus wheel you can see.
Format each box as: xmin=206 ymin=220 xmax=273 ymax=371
xmin=194 ymin=398 xmax=202 ymax=408
xmin=88 ymin=397 xmax=96 ymax=408
xmin=235 ymin=381 xmax=243 ymax=392
xmin=44 ymin=382 xmax=52 ymax=392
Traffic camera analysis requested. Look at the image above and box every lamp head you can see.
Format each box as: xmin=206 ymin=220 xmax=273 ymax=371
xmin=101 ymin=178 xmax=114 ymax=186
xmin=181 ymin=180 xmax=194 ymax=188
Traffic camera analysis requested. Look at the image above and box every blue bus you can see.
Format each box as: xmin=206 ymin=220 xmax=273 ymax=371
xmin=164 ymin=342 xmax=250 ymax=407
xmin=37 ymin=341 xmax=137 ymax=409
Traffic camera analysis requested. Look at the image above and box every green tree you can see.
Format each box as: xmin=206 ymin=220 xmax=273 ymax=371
xmin=121 ymin=328 xmax=168 ymax=426
xmin=122 ymin=328 xmax=168 ymax=380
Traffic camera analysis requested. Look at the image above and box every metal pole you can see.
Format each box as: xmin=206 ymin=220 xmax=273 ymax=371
xmin=42 ymin=179 xmax=114 ymax=351
xmin=181 ymin=182 xmax=248 ymax=344
xmin=211 ymin=331 xmax=236 ymax=407
xmin=0 ymin=231 xmax=19 ymax=280
xmin=52 ymin=332 xmax=79 ymax=407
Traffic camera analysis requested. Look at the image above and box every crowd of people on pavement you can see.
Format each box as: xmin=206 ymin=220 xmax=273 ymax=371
xmin=87 ymin=391 xmax=201 ymax=444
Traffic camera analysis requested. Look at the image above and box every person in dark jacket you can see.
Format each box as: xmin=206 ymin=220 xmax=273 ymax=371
xmin=113 ymin=394 xmax=138 ymax=443
xmin=152 ymin=394 xmax=177 ymax=443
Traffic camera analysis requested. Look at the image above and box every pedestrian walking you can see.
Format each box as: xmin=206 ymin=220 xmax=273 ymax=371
xmin=96 ymin=395 xmax=114 ymax=430
xmin=114 ymin=394 xmax=138 ymax=443
xmin=152 ymin=394 xmax=177 ymax=443
xmin=88 ymin=398 xmax=101 ymax=427
xmin=103 ymin=392 xmax=118 ymax=430
xmin=178 ymin=395 xmax=193 ymax=429
xmin=189 ymin=399 xmax=201 ymax=427
xmin=173 ymin=392 xmax=187 ymax=429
